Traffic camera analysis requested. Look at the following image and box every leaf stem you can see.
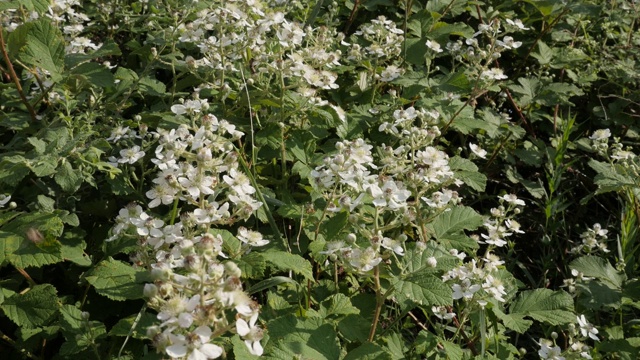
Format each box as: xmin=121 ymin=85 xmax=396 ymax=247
xmin=0 ymin=25 xmax=38 ymax=122
xmin=368 ymin=265 xmax=383 ymax=342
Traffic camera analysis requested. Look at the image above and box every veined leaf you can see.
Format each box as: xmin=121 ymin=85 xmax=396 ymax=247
xmin=509 ymin=289 xmax=575 ymax=325
xmin=266 ymin=315 xmax=340 ymax=360
xmin=570 ymin=255 xmax=626 ymax=288
xmin=1 ymin=284 xmax=59 ymax=328
xmin=84 ymin=258 xmax=148 ymax=301
xmin=392 ymin=274 xmax=452 ymax=306
xmin=19 ymin=18 xmax=65 ymax=81
xmin=261 ymin=250 xmax=313 ymax=280
xmin=429 ymin=206 xmax=484 ymax=240
xmin=344 ymin=343 xmax=392 ymax=360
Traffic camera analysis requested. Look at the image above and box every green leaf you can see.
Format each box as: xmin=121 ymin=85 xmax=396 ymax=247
xmin=60 ymin=230 xmax=91 ymax=267
xmin=2 ymin=211 xmax=65 ymax=236
xmin=19 ymin=18 xmax=65 ymax=81
xmin=402 ymin=243 xmax=457 ymax=276
xmin=430 ymin=206 xmax=483 ymax=237
xmin=531 ymin=41 xmax=554 ymax=65
xmin=319 ymin=293 xmax=360 ymax=317
xmin=338 ymin=314 xmax=370 ymax=343
xmin=1 ymin=284 xmax=59 ymax=328
xmin=344 ymin=343 xmax=392 ymax=360
xmin=139 ymin=76 xmax=166 ymax=96
xmin=84 ymin=258 xmax=148 ymax=301
xmin=266 ymin=315 xmax=341 ymax=360
xmin=70 ymin=62 xmax=116 ymax=88
xmin=65 ymin=40 xmax=121 ymax=68
xmin=212 ymin=228 xmax=242 ymax=257
xmin=450 ymin=156 xmax=486 ymax=192
xmin=392 ymin=274 xmax=452 ymax=306
xmin=3 ymin=232 xmax=64 ymax=268
xmin=509 ymin=289 xmax=575 ymax=325
xmin=319 ymin=211 xmax=349 ymax=242
xmin=28 ymin=137 xmax=47 ymax=154
xmin=55 ymin=161 xmax=83 ymax=192
xmin=570 ymin=255 xmax=626 ymax=288
xmin=440 ymin=340 xmax=464 ymax=360
xmin=247 ymin=276 xmax=297 ymax=295
xmin=261 ymin=250 xmax=313 ymax=280
xmin=109 ymin=312 xmax=157 ymax=339
xmin=236 ymin=252 xmax=267 ymax=279
xmin=509 ymin=78 xmax=541 ymax=107
xmin=491 ymin=306 xmax=533 ymax=333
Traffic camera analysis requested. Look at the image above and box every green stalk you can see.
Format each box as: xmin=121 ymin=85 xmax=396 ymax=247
xmin=236 ymin=149 xmax=287 ymax=250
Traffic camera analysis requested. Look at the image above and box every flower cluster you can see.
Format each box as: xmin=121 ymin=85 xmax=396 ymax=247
xmin=107 ymin=108 xmax=266 ymax=358
xmin=480 ymin=194 xmax=526 ymax=248
xmin=571 ymin=223 xmax=610 ymax=254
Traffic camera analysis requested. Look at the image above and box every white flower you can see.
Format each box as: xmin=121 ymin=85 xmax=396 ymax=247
xmin=469 ymin=143 xmax=487 ymax=159
xmin=497 ymin=36 xmax=522 ymax=49
xmin=236 ymin=313 xmax=264 ymax=356
xmin=499 ymin=194 xmax=525 ymax=206
xmin=381 ymin=236 xmax=405 ymax=256
xmin=348 ymin=247 xmax=382 ymax=272
xmin=589 ymin=129 xmax=611 ymax=141
xmin=481 ymin=68 xmax=508 ymax=80
xmin=432 ymin=306 xmax=455 ymax=320
xmin=577 ymin=315 xmax=599 ymax=341
xmin=506 ymin=18 xmax=530 ymax=31
xmin=0 ymin=194 xmax=11 ymax=208
xmin=380 ymin=65 xmax=403 ymax=82
xmin=538 ymin=339 xmax=564 ymax=360
xmin=223 ymin=169 xmax=255 ymax=196
xmin=426 ymin=40 xmax=443 ymax=53
xmin=237 ymin=227 xmax=269 ymax=247
xmin=451 ymin=279 xmax=481 ymax=300
xmin=165 ymin=326 xmax=223 ymax=359
xmin=118 ymin=146 xmax=145 ymax=164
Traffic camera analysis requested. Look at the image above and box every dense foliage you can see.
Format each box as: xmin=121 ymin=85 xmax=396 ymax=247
xmin=1 ymin=0 xmax=640 ymax=359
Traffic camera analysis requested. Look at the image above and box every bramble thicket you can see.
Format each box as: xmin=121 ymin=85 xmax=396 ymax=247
xmin=1 ymin=0 xmax=640 ymax=359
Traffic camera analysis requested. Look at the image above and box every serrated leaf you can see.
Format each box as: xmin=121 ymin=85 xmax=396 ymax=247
xmin=236 ymin=252 xmax=267 ymax=279
xmin=70 ymin=62 xmax=116 ymax=88
xmin=1 ymin=284 xmax=59 ymax=328
xmin=337 ymin=314 xmax=370 ymax=343
xmin=402 ymin=243 xmax=457 ymax=276
xmin=429 ymin=206 xmax=484 ymax=239
xmin=509 ymin=78 xmax=541 ymax=107
xmin=393 ymin=275 xmax=452 ymax=306
xmin=261 ymin=250 xmax=313 ymax=280
xmin=247 ymin=276 xmax=297 ymax=295
xmin=139 ymin=76 xmax=166 ymax=96
xmin=28 ymin=137 xmax=47 ymax=154
xmin=492 ymin=306 xmax=533 ymax=333
xmin=266 ymin=315 xmax=340 ymax=360
xmin=570 ymin=255 xmax=626 ymax=288
xmin=65 ymin=40 xmax=121 ymax=68
xmin=4 ymin=232 xmax=64 ymax=268
xmin=320 ymin=293 xmax=360 ymax=317
xmin=509 ymin=289 xmax=575 ymax=325
xmin=2 ymin=211 xmax=65 ymax=236
xmin=109 ymin=312 xmax=157 ymax=339
xmin=531 ymin=41 xmax=554 ymax=65
xmin=55 ymin=161 xmax=83 ymax=192
xmin=319 ymin=211 xmax=348 ymax=242
xmin=60 ymin=230 xmax=91 ymax=267
xmin=19 ymin=19 xmax=65 ymax=81
xmin=211 ymin=228 xmax=242 ymax=257
xmin=441 ymin=340 xmax=464 ymax=360
xmin=344 ymin=343 xmax=392 ymax=360
xmin=84 ymin=258 xmax=148 ymax=301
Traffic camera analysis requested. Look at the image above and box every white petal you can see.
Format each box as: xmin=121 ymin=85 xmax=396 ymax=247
xmin=166 ymin=344 xmax=188 ymax=358
xmin=236 ymin=319 xmax=250 ymax=336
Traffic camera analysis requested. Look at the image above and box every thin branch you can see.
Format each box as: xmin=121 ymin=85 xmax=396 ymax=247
xmin=0 ymin=25 xmax=38 ymax=121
